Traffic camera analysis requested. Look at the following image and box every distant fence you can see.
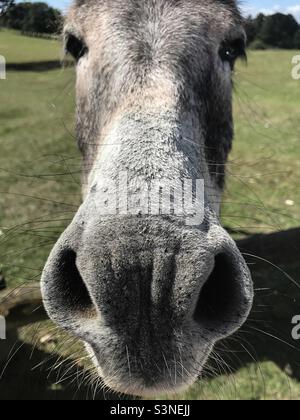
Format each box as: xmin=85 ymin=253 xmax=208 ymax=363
xmin=0 ymin=28 xmax=62 ymax=41
xmin=21 ymin=31 xmax=61 ymax=41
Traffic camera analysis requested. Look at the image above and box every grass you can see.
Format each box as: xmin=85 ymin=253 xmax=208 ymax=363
xmin=0 ymin=29 xmax=299 ymax=400
xmin=0 ymin=29 xmax=62 ymax=63
xmin=225 ymin=50 xmax=300 ymax=233
xmin=164 ymin=362 xmax=300 ymax=400
xmin=0 ymin=29 xmax=78 ymax=286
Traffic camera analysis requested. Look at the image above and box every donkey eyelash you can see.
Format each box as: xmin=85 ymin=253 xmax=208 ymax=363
xmin=65 ymin=33 xmax=88 ymax=62
xmin=219 ymin=38 xmax=247 ymax=69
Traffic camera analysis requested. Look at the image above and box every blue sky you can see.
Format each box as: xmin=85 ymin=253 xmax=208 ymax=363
xmin=243 ymin=1 xmax=300 ymax=20
xmin=17 ymin=1 xmax=300 ymax=21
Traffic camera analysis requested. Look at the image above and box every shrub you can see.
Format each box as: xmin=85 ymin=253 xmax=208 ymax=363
xmin=249 ymin=39 xmax=269 ymax=50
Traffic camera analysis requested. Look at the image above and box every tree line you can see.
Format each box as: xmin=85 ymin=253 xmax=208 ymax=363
xmin=0 ymin=1 xmax=62 ymax=35
xmin=245 ymin=13 xmax=300 ymax=49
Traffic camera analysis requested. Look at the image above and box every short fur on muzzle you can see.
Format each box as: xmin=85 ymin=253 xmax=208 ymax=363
xmin=42 ymin=213 xmax=253 ymax=396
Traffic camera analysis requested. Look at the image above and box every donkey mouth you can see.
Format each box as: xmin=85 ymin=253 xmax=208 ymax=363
xmin=83 ymin=251 xmax=252 ymax=397
xmin=84 ymin=330 xmax=214 ymax=398
xmin=42 ymin=217 xmax=253 ymax=397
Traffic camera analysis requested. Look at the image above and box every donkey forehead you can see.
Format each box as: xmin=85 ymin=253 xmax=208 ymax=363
xmin=67 ymin=0 xmax=244 ymax=42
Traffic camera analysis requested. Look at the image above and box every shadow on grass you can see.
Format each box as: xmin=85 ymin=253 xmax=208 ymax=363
xmin=0 ymin=316 xmax=134 ymax=401
xmin=0 ymin=228 xmax=299 ymax=399
xmin=0 ymin=307 xmax=127 ymax=400
xmin=212 ymin=227 xmax=300 ymax=382
xmin=0 ymin=330 xmax=127 ymax=400
xmin=6 ymin=61 xmax=73 ymax=72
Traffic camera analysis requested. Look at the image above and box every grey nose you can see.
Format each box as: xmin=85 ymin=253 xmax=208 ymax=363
xmin=41 ymin=218 xmax=253 ymax=341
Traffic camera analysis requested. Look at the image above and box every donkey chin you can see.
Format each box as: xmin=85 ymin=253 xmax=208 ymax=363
xmin=41 ymin=214 xmax=253 ymax=398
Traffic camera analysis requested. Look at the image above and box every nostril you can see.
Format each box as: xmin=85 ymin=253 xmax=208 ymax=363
xmin=194 ymin=252 xmax=246 ymax=334
xmin=53 ymin=249 xmax=96 ymax=318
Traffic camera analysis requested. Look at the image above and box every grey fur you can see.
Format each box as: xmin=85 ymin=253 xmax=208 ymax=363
xmin=42 ymin=0 xmax=253 ymax=397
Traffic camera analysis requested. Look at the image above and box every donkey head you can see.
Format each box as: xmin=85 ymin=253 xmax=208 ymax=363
xmin=42 ymin=0 xmax=253 ymax=397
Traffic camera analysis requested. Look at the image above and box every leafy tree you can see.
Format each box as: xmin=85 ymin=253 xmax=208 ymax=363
xmin=254 ymin=13 xmax=266 ymax=35
xmin=259 ymin=13 xmax=299 ymax=49
xmin=21 ymin=2 xmax=62 ymax=34
xmin=1 ymin=3 xmax=31 ymax=30
xmin=244 ymin=16 xmax=256 ymax=45
xmin=294 ymin=28 xmax=300 ymax=49
xmin=1 ymin=2 xmax=62 ymax=34
xmin=0 ymin=0 xmax=15 ymax=16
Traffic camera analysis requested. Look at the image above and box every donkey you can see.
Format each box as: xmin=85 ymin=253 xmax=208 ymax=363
xmin=41 ymin=0 xmax=253 ymax=397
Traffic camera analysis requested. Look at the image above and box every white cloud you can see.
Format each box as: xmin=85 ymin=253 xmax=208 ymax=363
xmin=242 ymin=4 xmax=300 ymax=22
xmin=287 ymin=5 xmax=300 ymax=20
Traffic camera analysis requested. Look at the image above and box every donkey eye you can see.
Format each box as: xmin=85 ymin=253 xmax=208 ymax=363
xmin=219 ymin=38 xmax=246 ymax=69
xmin=65 ymin=34 xmax=88 ymax=61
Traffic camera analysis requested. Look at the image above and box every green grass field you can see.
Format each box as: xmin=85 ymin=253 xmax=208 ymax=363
xmin=0 ymin=29 xmax=300 ymax=400
xmin=0 ymin=29 xmax=62 ymax=63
